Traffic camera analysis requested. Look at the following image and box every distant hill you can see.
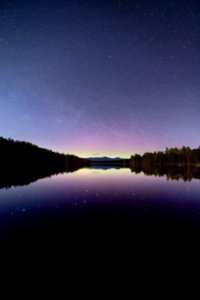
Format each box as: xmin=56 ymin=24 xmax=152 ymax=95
xmin=88 ymin=157 xmax=123 ymax=162
xmin=87 ymin=157 xmax=130 ymax=167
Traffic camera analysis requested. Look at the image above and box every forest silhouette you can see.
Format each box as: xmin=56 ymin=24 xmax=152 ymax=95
xmin=0 ymin=136 xmax=87 ymax=188
xmin=130 ymin=146 xmax=200 ymax=181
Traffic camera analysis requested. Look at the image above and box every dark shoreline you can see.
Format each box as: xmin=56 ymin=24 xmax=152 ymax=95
xmin=1 ymin=135 xmax=200 ymax=188
xmin=1 ymin=163 xmax=200 ymax=190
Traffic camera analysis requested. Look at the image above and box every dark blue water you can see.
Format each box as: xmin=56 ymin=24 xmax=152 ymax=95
xmin=0 ymin=167 xmax=200 ymax=252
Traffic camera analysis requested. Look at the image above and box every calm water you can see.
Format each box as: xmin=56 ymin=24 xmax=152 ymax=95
xmin=1 ymin=166 xmax=200 ymax=250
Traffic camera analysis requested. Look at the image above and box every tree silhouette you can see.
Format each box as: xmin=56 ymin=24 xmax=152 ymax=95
xmin=0 ymin=136 xmax=88 ymax=188
xmin=130 ymin=146 xmax=200 ymax=181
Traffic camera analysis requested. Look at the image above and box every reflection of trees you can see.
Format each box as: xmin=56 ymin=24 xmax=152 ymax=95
xmin=0 ymin=137 xmax=87 ymax=189
xmin=130 ymin=164 xmax=200 ymax=182
xmin=0 ymin=166 xmax=83 ymax=189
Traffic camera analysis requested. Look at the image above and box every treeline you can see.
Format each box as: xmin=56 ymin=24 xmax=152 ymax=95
xmin=129 ymin=146 xmax=200 ymax=182
xmin=130 ymin=146 xmax=200 ymax=167
xmin=0 ymin=136 xmax=87 ymax=188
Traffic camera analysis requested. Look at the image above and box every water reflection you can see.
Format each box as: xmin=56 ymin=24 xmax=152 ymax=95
xmin=1 ymin=164 xmax=200 ymax=190
xmin=0 ymin=165 xmax=81 ymax=189
xmin=0 ymin=166 xmax=200 ymax=251
xmin=131 ymin=164 xmax=200 ymax=182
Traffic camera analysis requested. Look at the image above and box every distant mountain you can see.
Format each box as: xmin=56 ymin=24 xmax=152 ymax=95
xmin=88 ymin=157 xmax=123 ymax=162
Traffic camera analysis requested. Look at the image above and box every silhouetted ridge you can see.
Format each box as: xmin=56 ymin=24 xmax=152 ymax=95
xmin=88 ymin=157 xmax=122 ymax=161
xmin=0 ymin=136 xmax=87 ymax=188
xmin=88 ymin=156 xmax=129 ymax=166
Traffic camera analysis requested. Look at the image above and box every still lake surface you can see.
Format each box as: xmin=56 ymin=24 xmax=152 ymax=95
xmin=0 ymin=166 xmax=200 ymax=250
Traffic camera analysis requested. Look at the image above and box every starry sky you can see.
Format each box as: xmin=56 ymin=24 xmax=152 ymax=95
xmin=0 ymin=0 xmax=200 ymax=157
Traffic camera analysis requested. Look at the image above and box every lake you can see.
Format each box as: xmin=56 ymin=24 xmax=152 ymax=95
xmin=0 ymin=166 xmax=200 ymax=252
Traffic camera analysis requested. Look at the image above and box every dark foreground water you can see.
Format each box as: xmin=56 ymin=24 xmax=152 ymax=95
xmin=0 ymin=166 xmax=200 ymax=254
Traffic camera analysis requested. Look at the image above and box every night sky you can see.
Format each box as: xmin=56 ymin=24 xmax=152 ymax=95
xmin=0 ymin=0 xmax=200 ymax=157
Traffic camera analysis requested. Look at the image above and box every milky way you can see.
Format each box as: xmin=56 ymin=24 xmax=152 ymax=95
xmin=0 ymin=0 xmax=200 ymax=157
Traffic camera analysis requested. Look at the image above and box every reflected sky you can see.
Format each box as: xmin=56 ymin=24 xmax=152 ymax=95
xmin=1 ymin=167 xmax=200 ymax=250
xmin=0 ymin=167 xmax=200 ymax=214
